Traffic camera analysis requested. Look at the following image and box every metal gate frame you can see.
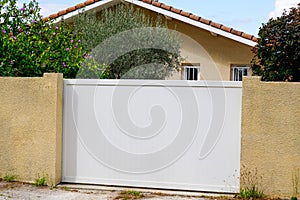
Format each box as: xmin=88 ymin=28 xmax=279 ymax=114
xmin=62 ymin=79 xmax=242 ymax=193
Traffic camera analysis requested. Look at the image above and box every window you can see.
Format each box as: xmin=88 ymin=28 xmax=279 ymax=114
xmin=182 ymin=64 xmax=200 ymax=81
xmin=231 ymin=65 xmax=250 ymax=81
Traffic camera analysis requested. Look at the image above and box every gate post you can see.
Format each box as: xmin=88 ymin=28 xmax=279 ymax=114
xmin=241 ymin=76 xmax=300 ymax=198
xmin=0 ymin=73 xmax=63 ymax=186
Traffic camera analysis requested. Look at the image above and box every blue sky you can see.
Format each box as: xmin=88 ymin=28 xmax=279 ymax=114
xmin=18 ymin=0 xmax=299 ymax=36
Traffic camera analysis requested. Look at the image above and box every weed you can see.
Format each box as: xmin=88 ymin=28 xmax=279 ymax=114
xmin=61 ymin=186 xmax=70 ymax=191
xmin=238 ymin=167 xmax=264 ymax=199
xmin=34 ymin=176 xmax=47 ymax=186
xmin=3 ymin=174 xmax=16 ymax=182
xmin=153 ymin=192 xmax=173 ymax=197
xmin=238 ymin=187 xmax=264 ymax=199
xmin=291 ymin=169 xmax=299 ymax=200
xmin=50 ymin=185 xmax=57 ymax=190
xmin=114 ymin=190 xmax=144 ymax=199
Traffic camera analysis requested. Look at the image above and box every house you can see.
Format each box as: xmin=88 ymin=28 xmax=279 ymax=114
xmin=45 ymin=0 xmax=258 ymax=81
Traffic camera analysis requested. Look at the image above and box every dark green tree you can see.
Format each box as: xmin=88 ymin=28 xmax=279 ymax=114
xmin=0 ymin=0 xmax=84 ymax=78
xmin=251 ymin=4 xmax=300 ymax=82
xmin=74 ymin=4 xmax=182 ymax=79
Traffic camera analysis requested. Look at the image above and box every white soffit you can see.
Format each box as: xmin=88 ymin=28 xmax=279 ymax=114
xmin=53 ymin=0 xmax=118 ymax=23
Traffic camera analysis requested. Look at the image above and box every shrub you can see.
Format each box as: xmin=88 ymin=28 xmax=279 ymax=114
xmin=251 ymin=4 xmax=300 ymax=82
xmin=0 ymin=0 xmax=85 ymax=78
xmin=77 ymin=57 xmax=111 ymax=79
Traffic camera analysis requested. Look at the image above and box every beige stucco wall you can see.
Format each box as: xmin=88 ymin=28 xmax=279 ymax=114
xmin=0 ymin=73 xmax=63 ymax=186
xmin=241 ymin=76 xmax=300 ymax=198
xmin=66 ymin=5 xmax=254 ymax=81
xmin=141 ymin=8 xmax=254 ymax=81
xmin=172 ymin=20 xmax=254 ymax=81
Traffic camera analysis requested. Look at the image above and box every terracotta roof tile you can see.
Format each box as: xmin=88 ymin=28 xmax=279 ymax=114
xmin=230 ymin=29 xmax=242 ymax=36
xmin=42 ymin=17 xmax=49 ymax=22
xmin=152 ymin=1 xmax=161 ymax=7
xmin=221 ymin=25 xmax=232 ymax=33
xmin=58 ymin=10 xmax=67 ymax=16
xmin=200 ymin=18 xmax=211 ymax=25
xmin=180 ymin=11 xmax=191 ymax=18
xmin=143 ymin=0 xmax=257 ymax=42
xmin=189 ymin=14 xmax=200 ymax=21
xmin=49 ymin=13 xmax=59 ymax=19
xmin=170 ymin=7 xmax=181 ymax=14
xmin=210 ymin=22 xmax=222 ymax=29
xmin=160 ymin=4 xmax=171 ymax=11
xmin=45 ymin=0 xmax=258 ymax=43
xmin=142 ymin=0 xmax=152 ymax=3
xmin=252 ymin=37 xmax=258 ymax=42
xmin=241 ymin=32 xmax=253 ymax=40
xmin=66 ymin=6 xmax=76 ymax=12
xmin=85 ymin=0 xmax=95 ymax=6
xmin=75 ymin=3 xmax=85 ymax=9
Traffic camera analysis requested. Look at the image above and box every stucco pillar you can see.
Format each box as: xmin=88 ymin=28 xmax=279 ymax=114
xmin=0 ymin=73 xmax=63 ymax=185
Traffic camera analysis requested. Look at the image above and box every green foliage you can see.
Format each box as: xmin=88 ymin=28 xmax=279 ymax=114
xmin=251 ymin=4 xmax=300 ymax=82
xmin=34 ymin=176 xmax=47 ymax=186
xmin=3 ymin=174 xmax=16 ymax=182
xmin=239 ymin=167 xmax=264 ymax=199
xmin=115 ymin=190 xmax=144 ymax=199
xmin=0 ymin=0 xmax=84 ymax=78
xmin=74 ymin=4 xmax=182 ymax=79
xmin=77 ymin=57 xmax=111 ymax=79
xmin=238 ymin=187 xmax=264 ymax=199
xmin=61 ymin=186 xmax=70 ymax=191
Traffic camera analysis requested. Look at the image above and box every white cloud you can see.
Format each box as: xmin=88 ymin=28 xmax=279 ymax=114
xmin=268 ymin=0 xmax=298 ymax=19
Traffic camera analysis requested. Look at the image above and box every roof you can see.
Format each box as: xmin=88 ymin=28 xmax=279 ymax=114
xmin=44 ymin=0 xmax=258 ymax=46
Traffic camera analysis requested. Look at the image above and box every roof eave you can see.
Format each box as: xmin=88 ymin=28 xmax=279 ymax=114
xmin=128 ymin=0 xmax=257 ymax=47
xmin=47 ymin=0 xmax=257 ymax=47
xmin=51 ymin=0 xmax=118 ymax=23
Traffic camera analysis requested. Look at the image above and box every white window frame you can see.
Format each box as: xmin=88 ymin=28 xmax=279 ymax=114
xmin=231 ymin=65 xmax=250 ymax=81
xmin=182 ymin=64 xmax=200 ymax=81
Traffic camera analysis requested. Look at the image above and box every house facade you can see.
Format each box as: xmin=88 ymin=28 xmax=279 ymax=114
xmin=46 ymin=0 xmax=258 ymax=81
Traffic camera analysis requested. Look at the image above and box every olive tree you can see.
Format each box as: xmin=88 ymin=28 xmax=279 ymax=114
xmin=74 ymin=4 xmax=182 ymax=79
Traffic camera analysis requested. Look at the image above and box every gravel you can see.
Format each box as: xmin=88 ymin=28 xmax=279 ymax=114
xmin=0 ymin=181 xmax=213 ymax=200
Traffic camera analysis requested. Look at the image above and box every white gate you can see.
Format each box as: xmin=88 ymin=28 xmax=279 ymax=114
xmin=62 ymin=79 xmax=242 ymax=193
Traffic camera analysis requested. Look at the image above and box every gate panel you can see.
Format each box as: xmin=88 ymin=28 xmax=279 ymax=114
xmin=62 ymin=80 xmax=242 ymax=193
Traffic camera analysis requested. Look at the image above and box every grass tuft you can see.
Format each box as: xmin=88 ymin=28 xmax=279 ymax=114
xmin=34 ymin=176 xmax=47 ymax=186
xmin=3 ymin=174 xmax=16 ymax=182
xmin=237 ymin=187 xmax=264 ymax=199
xmin=114 ymin=190 xmax=144 ymax=199
xmin=239 ymin=166 xmax=264 ymax=199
